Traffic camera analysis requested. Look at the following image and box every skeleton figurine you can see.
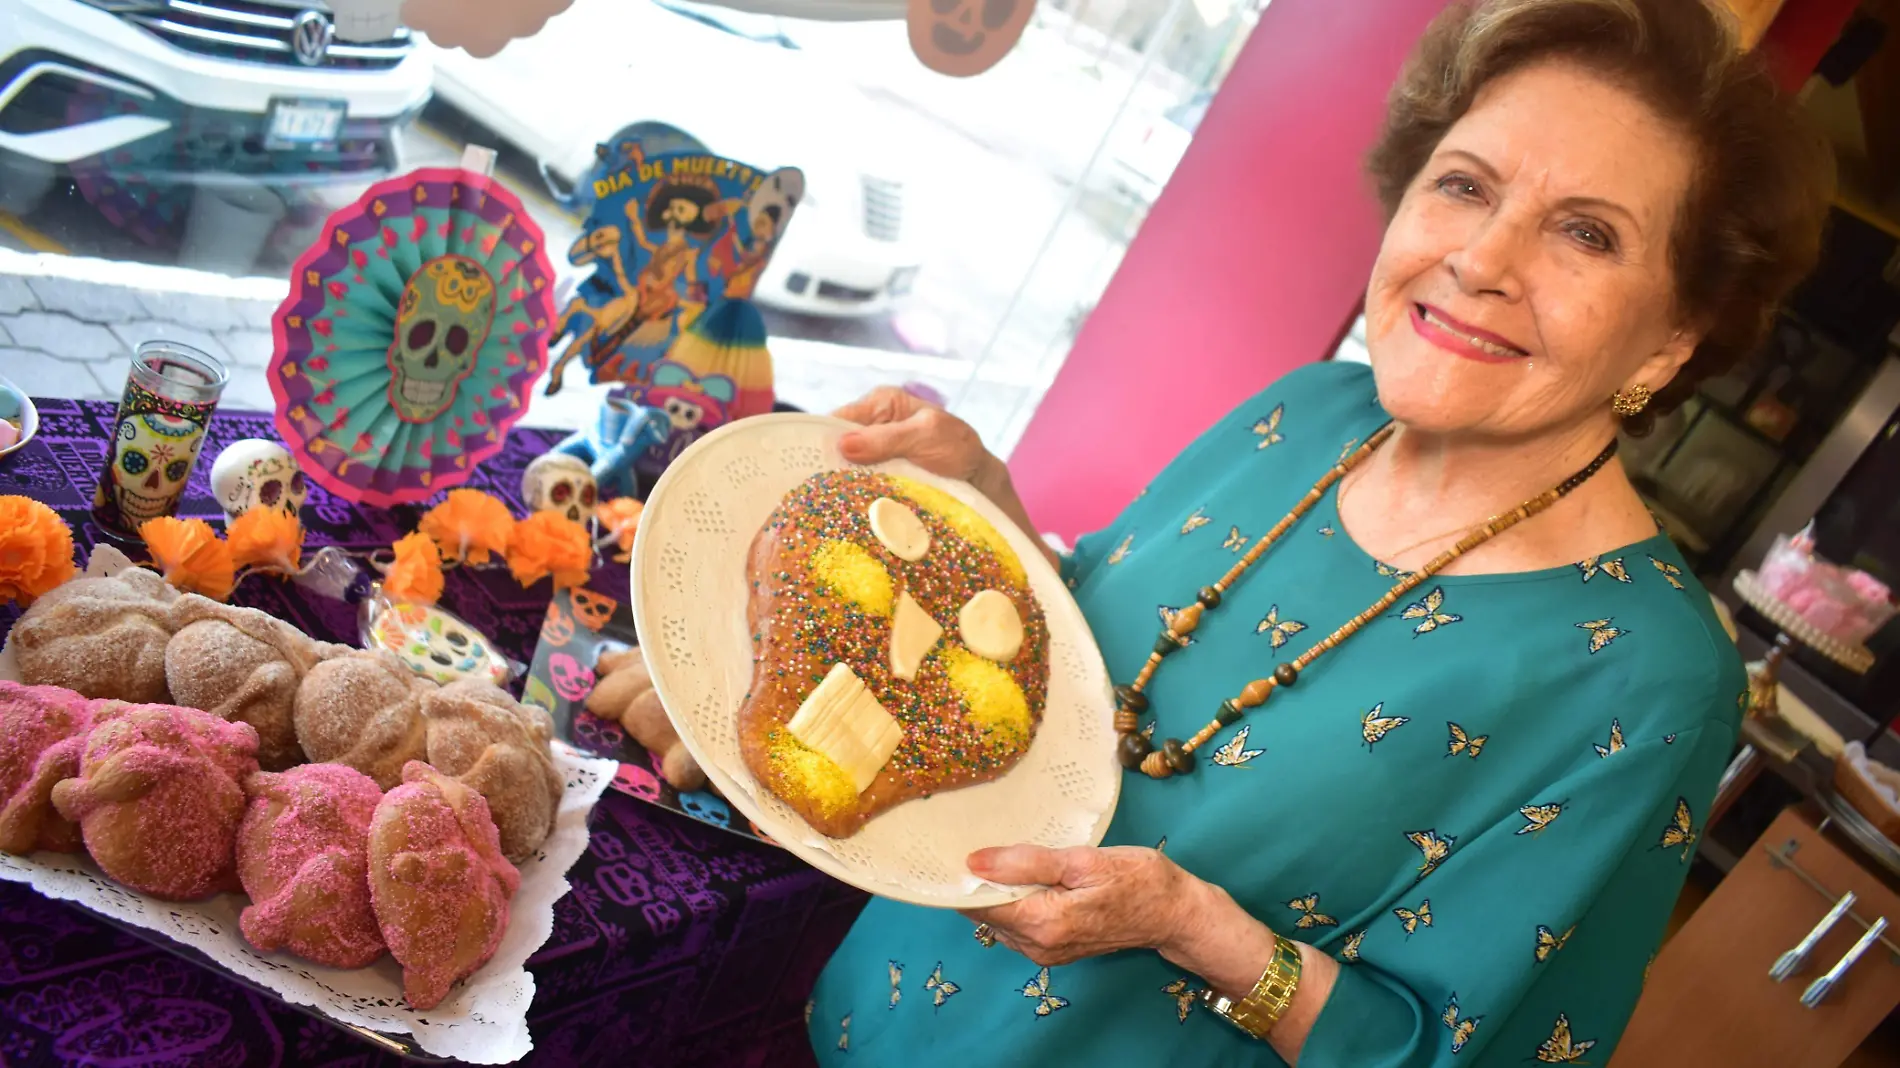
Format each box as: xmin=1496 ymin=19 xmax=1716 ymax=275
xmin=209 ymin=438 xmax=308 ymax=523
xmin=386 ymin=255 xmax=498 ymax=423
xmin=521 ymin=453 xmax=597 ymax=525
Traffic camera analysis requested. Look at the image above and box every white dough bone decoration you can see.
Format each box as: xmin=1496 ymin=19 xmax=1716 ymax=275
xmin=959 ymin=589 xmax=1024 ymax=662
xmin=787 ymin=663 xmax=904 ymax=792
xmin=868 ymin=497 xmax=930 ymax=562
xmin=889 ymin=592 xmax=943 ymax=681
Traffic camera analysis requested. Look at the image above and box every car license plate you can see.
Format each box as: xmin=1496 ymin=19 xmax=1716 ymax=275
xmin=266 ymin=99 xmax=345 ymax=149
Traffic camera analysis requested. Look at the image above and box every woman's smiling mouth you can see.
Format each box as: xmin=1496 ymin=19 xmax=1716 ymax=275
xmin=1410 ymin=302 xmax=1530 ymax=363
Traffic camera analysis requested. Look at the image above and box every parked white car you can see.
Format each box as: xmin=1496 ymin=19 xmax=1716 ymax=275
xmin=425 ymin=0 xmax=922 ymax=319
xmin=0 ymin=0 xmax=431 ymax=214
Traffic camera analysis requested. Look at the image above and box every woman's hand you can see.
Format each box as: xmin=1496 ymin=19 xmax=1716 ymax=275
xmin=959 ymin=845 xmax=1208 ymax=967
xmin=831 ymin=388 xmax=1058 ymax=570
xmin=832 ymin=387 xmax=1004 ymax=496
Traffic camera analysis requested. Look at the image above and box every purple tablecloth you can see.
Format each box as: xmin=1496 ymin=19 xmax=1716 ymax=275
xmin=0 ymin=399 xmax=867 ymax=1067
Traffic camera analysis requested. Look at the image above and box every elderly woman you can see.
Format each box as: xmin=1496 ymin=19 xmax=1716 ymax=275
xmin=804 ymin=0 xmax=1832 ymax=1063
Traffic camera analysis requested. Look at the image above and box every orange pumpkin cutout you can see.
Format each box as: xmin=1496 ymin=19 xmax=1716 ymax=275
xmin=542 ymin=602 xmax=575 ymax=646
xmin=570 ymin=587 xmax=618 ymax=632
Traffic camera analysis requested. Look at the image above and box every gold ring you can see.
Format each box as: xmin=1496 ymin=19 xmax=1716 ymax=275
xmin=973 ymin=923 xmax=997 ymax=948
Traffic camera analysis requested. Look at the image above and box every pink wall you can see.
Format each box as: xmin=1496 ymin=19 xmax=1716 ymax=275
xmin=1006 ymin=0 xmax=1452 ymax=540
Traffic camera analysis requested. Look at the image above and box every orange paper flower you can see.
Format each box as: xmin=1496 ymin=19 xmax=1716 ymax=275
xmin=385 ymin=531 xmax=445 ymax=605
xmin=227 ymin=507 xmax=304 ymax=574
xmin=507 ymin=511 xmax=592 ymax=590
xmin=0 ymin=496 xmax=77 ymax=606
xmin=597 ymin=497 xmax=644 ymax=556
xmin=140 ymin=516 xmax=235 ymax=601
xmin=419 ymin=489 xmax=515 ymax=565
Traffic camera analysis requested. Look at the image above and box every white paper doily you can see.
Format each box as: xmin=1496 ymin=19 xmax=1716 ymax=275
xmin=630 ymin=413 xmax=1119 ymax=909
xmin=0 ymin=629 xmax=614 ymax=1066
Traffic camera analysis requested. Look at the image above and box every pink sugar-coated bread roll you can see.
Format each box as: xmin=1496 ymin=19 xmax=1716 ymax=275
xmin=50 ymin=703 xmax=259 ymax=901
xmin=368 ymin=761 xmax=520 ymax=1010
xmin=0 ymin=681 xmax=95 ymax=854
xmin=237 ymin=763 xmax=387 ymax=969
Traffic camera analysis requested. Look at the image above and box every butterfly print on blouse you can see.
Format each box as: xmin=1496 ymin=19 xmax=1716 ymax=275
xmin=1576 ymin=555 xmax=1632 ymax=583
xmin=1252 ymin=404 xmax=1284 ymax=449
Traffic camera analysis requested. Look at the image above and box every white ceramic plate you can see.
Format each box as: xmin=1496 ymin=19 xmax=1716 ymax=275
xmin=630 ymin=414 xmax=1119 ymax=908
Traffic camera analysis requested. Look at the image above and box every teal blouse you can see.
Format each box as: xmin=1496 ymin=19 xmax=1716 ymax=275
xmin=807 ymin=361 xmax=1743 ymax=1066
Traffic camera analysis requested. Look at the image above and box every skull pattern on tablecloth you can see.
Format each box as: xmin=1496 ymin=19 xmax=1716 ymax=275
xmin=386 ymin=254 xmax=497 ymax=423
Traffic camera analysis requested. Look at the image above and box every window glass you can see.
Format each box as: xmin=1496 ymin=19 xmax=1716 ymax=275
xmin=1 ymin=0 xmax=1266 ymax=451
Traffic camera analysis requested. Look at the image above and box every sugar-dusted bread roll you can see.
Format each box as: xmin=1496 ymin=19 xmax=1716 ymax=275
xmin=367 ymin=761 xmax=520 ymax=1010
xmin=165 ymin=595 xmax=347 ymax=771
xmin=237 ymin=763 xmax=386 ymax=968
xmin=13 ymin=567 xmax=180 ymax=703
xmin=50 ymin=703 xmax=258 ymax=900
xmin=420 ymin=681 xmax=563 ymax=863
xmin=293 ymin=650 xmax=431 ymax=790
xmin=0 ymin=681 xmax=95 ymax=854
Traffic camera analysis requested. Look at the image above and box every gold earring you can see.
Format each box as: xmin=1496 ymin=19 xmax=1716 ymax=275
xmin=1611 ymin=384 xmax=1652 ymax=417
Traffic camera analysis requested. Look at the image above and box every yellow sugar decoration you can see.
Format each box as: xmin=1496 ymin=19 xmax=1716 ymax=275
xmin=765 ymin=731 xmax=860 ymax=818
xmin=942 ymin=647 xmax=1031 ymax=745
xmin=887 ymin=476 xmax=1027 ymax=589
xmin=811 ymin=539 xmax=894 ymax=616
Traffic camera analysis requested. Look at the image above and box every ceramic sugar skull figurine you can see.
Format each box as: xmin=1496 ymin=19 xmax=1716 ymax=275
xmin=209 ymin=438 xmax=308 ymax=522
xmin=521 ymin=453 xmax=597 ymax=525
xmin=386 ymin=255 xmax=497 ymax=423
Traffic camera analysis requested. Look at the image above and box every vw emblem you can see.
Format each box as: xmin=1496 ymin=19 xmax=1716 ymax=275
xmin=291 ymin=10 xmax=333 ymax=66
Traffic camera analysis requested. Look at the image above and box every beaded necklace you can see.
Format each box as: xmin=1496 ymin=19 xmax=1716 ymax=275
xmin=1115 ymin=422 xmax=1620 ymax=780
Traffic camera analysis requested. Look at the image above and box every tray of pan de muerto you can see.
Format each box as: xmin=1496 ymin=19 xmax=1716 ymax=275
xmin=0 ymin=552 xmax=615 ymax=1065
xmin=632 ymin=414 xmax=1119 ymax=908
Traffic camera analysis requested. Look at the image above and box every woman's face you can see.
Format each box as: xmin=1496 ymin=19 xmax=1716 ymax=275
xmin=1364 ymin=60 xmax=1700 ymax=440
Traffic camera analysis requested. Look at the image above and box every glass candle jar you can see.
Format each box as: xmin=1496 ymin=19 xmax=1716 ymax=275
xmin=92 ymin=341 xmax=229 ymax=537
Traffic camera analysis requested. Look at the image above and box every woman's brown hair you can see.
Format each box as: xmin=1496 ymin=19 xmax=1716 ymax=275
xmin=1366 ymin=0 xmax=1836 ymax=419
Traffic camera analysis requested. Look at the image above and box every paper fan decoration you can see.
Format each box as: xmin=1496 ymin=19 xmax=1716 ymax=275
xmin=269 ymin=166 xmax=556 ymax=508
xmin=655 ymin=297 xmax=774 ymax=422
xmin=545 ymin=145 xmax=803 ymax=396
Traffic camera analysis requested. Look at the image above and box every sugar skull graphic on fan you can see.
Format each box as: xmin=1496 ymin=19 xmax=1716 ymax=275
xmin=269 ymin=166 xmax=555 ymax=508
xmin=387 ymin=255 xmax=498 ymax=422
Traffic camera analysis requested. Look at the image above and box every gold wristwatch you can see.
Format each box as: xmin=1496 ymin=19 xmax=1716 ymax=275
xmin=1198 ymin=934 xmax=1303 ymax=1040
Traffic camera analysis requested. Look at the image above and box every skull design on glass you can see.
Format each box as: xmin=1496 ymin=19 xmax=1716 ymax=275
xmin=209 ymin=438 xmax=309 ymax=522
xmin=386 ymin=254 xmax=497 ymax=423
xmin=108 ymin=411 xmax=207 ymax=524
xmin=521 ymin=452 xmax=598 ymax=524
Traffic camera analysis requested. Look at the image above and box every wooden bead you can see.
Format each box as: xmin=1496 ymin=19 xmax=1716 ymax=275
xmin=1153 ymin=633 xmax=1184 ymax=658
xmin=1114 ymin=710 xmax=1138 ymax=734
xmin=1239 ymin=678 xmax=1276 ymax=707
xmin=1141 ymin=750 xmax=1175 ymax=779
xmin=1197 ymin=586 xmax=1222 ymax=609
xmin=1216 ymin=699 xmax=1243 ymax=726
xmin=1275 ymin=662 xmax=1299 ymax=687
xmin=1118 ymin=732 xmax=1154 ymax=769
xmin=1115 ymin=685 xmax=1149 ymax=715
xmin=1170 ymin=603 xmax=1205 ymax=634
xmin=1162 ymin=738 xmax=1194 ymax=773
